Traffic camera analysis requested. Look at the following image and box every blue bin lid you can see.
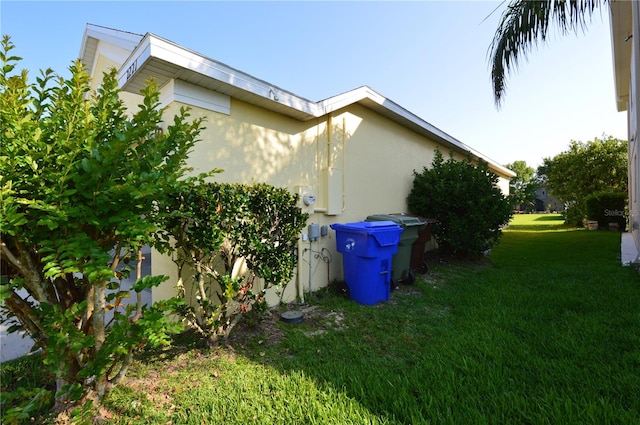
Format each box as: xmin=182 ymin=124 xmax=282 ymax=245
xmin=331 ymin=221 xmax=398 ymax=231
xmin=330 ymin=221 xmax=403 ymax=247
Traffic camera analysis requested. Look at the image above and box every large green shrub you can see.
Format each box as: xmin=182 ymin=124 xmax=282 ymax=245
xmin=0 ymin=36 xmax=201 ymax=414
xmin=407 ymin=150 xmax=513 ymax=258
xmin=165 ymin=182 xmax=308 ymax=346
xmin=584 ymin=191 xmax=627 ymax=230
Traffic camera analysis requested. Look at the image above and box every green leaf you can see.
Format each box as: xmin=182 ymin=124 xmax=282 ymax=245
xmin=132 ymin=275 xmax=169 ymax=292
xmin=36 ymin=218 xmax=59 ymax=230
xmin=0 ymin=282 xmax=13 ymax=303
xmin=81 ymin=157 xmax=91 ymax=173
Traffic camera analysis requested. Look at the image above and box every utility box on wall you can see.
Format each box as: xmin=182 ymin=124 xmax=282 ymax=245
xmin=295 ymin=185 xmax=315 ymax=214
xmin=323 ymin=167 xmax=343 ymax=215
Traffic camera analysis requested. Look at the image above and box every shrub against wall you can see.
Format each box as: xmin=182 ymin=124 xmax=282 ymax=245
xmin=407 ymin=150 xmax=513 ymax=258
xmin=165 ymin=182 xmax=308 ymax=346
xmin=584 ymin=192 xmax=627 ymax=230
xmin=0 ymin=36 xmax=202 ymax=413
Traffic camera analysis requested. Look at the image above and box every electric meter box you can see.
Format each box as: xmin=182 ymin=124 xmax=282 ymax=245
xmin=294 ymin=185 xmax=315 ymax=214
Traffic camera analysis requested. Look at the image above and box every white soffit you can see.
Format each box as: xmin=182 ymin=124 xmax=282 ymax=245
xmin=159 ymin=79 xmax=230 ymax=115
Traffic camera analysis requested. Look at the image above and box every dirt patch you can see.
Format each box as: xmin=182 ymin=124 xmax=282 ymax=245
xmin=226 ymin=308 xmax=286 ymax=348
xmin=226 ymin=303 xmax=348 ymax=349
xmin=295 ymin=305 xmax=346 ymax=337
xmin=125 ymin=370 xmax=176 ymax=411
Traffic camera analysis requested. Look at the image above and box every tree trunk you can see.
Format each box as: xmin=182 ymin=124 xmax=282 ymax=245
xmin=92 ymin=280 xmax=107 ymax=399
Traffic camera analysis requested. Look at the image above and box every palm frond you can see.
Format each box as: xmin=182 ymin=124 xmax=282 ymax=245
xmin=489 ymin=0 xmax=605 ymax=108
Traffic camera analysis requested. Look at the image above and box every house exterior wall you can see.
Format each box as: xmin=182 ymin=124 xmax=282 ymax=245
xmin=611 ymin=0 xmax=640 ymax=261
xmin=89 ymin=40 xmax=142 ymax=110
xmin=83 ymin=30 xmax=513 ymax=304
xmin=630 ymin=1 xmax=640 ymax=252
xmin=534 ymin=186 xmax=564 ymax=212
xmin=149 ymin=81 xmax=511 ymax=304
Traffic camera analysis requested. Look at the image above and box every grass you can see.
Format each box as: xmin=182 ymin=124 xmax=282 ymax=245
xmin=2 ymin=214 xmax=640 ymax=424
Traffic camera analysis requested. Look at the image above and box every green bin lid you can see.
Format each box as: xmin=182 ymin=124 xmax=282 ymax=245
xmin=366 ymin=214 xmax=425 ymax=227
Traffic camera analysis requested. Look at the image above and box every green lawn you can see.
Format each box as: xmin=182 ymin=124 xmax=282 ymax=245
xmin=3 ymin=214 xmax=640 ymax=424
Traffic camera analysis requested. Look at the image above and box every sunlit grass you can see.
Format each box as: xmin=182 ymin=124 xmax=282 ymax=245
xmin=507 ymin=212 xmax=572 ymax=231
xmin=3 ymin=214 xmax=640 ymax=424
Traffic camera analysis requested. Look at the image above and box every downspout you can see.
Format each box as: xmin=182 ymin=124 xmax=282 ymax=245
xmin=342 ymin=116 xmax=347 ymax=213
xmin=327 ymin=115 xmax=333 ymax=169
xmin=326 ymin=114 xmax=347 ymax=213
xmin=297 ymin=119 xmax=325 ymax=303
xmin=297 ymin=238 xmax=305 ymax=304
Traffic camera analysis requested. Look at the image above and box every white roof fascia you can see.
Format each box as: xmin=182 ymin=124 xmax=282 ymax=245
xmin=117 ymin=33 xmax=152 ymax=88
xmin=115 ymin=30 xmax=514 ymax=178
xmin=119 ymin=34 xmax=317 ymax=116
xmin=81 ymin=24 xmax=143 ymax=53
xmin=318 ymin=87 xmax=516 ymax=178
xmin=79 ymin=24 xmax=143 ymax=75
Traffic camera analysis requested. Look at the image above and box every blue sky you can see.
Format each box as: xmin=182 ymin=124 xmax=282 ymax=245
xmin=1 ymin=1 xmax=627 ymax=169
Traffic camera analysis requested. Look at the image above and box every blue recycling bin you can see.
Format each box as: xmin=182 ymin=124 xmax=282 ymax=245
xmin=330 ymin=221 xmax=403 ymax=305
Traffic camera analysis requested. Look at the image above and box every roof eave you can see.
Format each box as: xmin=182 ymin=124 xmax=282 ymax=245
xmin=79 ymin=24 xmax=143 ymax=76
xmin=318 ymin=87 xmax=516 ymax=178
xmin=609 ymin=0 xmax=633 ymax=112
xmin=116 ymin=31 xmax=515 ymax=178
xmin=118 ymin=33 xmax=318 ymax=120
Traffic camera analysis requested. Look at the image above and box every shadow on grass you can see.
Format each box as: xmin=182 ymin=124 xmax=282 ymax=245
xmin=104 ymin=222 xmax=637 ymax=424
xmin=532 ymin=215 xmax=565 ymax=222
xmin=211 ymin=226 xmax=639 ymax=424
xmin=217 ymin=280 xmax=473 ymax=424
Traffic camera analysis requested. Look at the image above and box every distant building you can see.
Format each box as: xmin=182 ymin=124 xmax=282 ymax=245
xmin=534 ymin=186 xmax=563 ymax=212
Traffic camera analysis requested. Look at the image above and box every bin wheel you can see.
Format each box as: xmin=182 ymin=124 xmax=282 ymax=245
xmin=415 ymin=261 xmax=428 ymax=274
xmin=390 ymin=277 xmax=399 ymax=291
xmin=404 ymin=270 xmax=416 ymax=285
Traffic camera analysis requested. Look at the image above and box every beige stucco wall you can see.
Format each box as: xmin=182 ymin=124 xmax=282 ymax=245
xmin=88 ymin=41 xmax=512 ymax=305
xmin=90 ymin=42 xmax=142 ymax=110
xmin=151 ymin=86 xmax=511 ymax=305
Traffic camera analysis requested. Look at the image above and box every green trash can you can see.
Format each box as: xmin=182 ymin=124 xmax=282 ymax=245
xmin=365 ymin=214 xmax=425 ymax=284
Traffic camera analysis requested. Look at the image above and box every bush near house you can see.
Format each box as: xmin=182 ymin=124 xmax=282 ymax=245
xmin=0 ymin=36 xmax=204 ymax=416
xmin=584 ymin=191 xmax=627 ymax=230
xmin=163 ymin=181 xmax=308 ymax=347
xmin=407 ymin=150 xmax=513 ymax=258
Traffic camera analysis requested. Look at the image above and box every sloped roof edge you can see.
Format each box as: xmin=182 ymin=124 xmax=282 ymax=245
xmin=80 ymin=24 xmax=515 ymax=178
xmin=318 ymin=86 xmax=514 ymax=177
xmin=80 ymin=24 xmax=143 ymax=76
xmin=609 ymin=0 xmax=633 ymax=112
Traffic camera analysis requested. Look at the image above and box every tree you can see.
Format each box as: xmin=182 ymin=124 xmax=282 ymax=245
xmin=0 ymin=36 xmax=204 ymax=413
xmin=489 ymin=0 xmax=605 ymax=107
xmin=165 ymin=182 xmax=308 ymax=347
xmin=407 ymin=150 xmax=513 ymax=258
xmin=505 ymin=160 xmax=538 ymax=212
xmin=538 ymin=135 xmax=627 ymax=225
